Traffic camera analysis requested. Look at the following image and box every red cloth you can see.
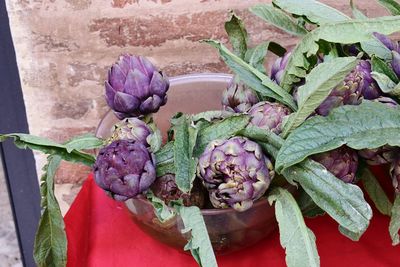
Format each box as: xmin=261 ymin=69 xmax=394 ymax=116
xmin=64 ymin=167 xmax=400 ymax=267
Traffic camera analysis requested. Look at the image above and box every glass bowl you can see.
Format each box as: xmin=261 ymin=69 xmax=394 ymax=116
xmin=96 ymin=73 xmax=281 ymax=255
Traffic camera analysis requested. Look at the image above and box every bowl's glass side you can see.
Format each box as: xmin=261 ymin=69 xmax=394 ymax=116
xmin=125 ymin=197 xmax=277 ymax=255
xmin=96 ymin=73 xmax=279 ymax=255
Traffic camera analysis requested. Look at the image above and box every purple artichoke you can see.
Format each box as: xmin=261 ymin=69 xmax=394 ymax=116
xmin=358 ymin=145 xmax=397 ymax=166
xmin=197 ymin=137 xmax=274 ymax=212
xmin=390 ymin=158 xmax=400 ymax=194
xmin=93 ymin=140 xmax=156 ymax=201
xmin=312 ymin=146 xmax=359 ymax=183
xmin=271 ymin=52 xmax=291 ymax=85
xmin=248 ymin=101 xmax=291 ymax=134
xmin=105 ymin=54 xmax=169 ymax=119
xmin=221 ymin=79 xmax=259 ymax=113
xmin=151 ymin=174 xmax=205 ymax=208
xmin=316 ymin=60 xmax=379 ymax=116
xmin=108 ymin=117 xmax=152 ymax=145
xmin=374 ymin=32 xmax=399 ymax=53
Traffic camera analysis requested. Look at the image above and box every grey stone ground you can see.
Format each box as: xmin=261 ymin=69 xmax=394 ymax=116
xmin=0 ymin=156 xmax=22 ymax=267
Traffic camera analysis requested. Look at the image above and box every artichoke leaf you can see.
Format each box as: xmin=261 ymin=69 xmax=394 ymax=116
xmin=276 ymin=101 xmax=400 ymax=171
xmin=249 ymin=4 xmax=308 ymax=36
xmin=377 ymin=0 xmax=400 ymax=16
xmin=33 ymin=155 xmax=67 ymax=267
xmin=273 ymin=0 xmax=350 ymax=25
xmin=225 ymin=11 xmax=248 ymax=59
xmin=268 ymin=187 xmax=320 ymax=267
xmin=389 ymin=195 xmax=400 ymax=245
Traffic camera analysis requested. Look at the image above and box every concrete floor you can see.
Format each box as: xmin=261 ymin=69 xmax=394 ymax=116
xmin=0 ymin=156 xmax=22 ymax=267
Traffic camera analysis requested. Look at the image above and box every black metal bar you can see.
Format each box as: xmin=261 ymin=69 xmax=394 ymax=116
xmin=0 ymin=1 xmax=41 ymax=267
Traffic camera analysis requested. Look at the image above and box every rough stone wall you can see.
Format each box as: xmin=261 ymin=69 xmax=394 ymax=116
xmin=5 ymin=0 xmax=388 ymax=213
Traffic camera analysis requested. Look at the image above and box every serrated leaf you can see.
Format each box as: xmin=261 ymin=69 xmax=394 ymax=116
xmin=250 ymin=4 xmax=308 ymax=36
xmin=282 ymin=57 xmax=358 ymax=137
xmin=194 ymin=114 xmax=250 ymax=157
xmin=283 ymin=159 xmax=372 ymax=238
xmin=371 ymin=56 xmax=400 ymax=83
xmin=350 ymin=0 xmax=368 ymax=19
xmin=191 ymin=110 xmax=234 ymax=123
xmin=244 ymin=41 xmax=269 ymax=73
xmin=173 ymin=115 xmax=198 ymax=193
xmin=378 ymin=0 xmax=400 ymax=15
xmin=273 ymin=0 xmax=350 ymax=25
xmin=389 ymin=195 xmax=400 ymax=245
xmin=33 ymin=155 xmax=67 ymax=267
xmin=280 ymin=16 xmax=400 ymax=90
xmin=268 ymin=187 xmax=320 ymax=267
xmin=276 ymin=101 xmax=400 ymax=171
xmin=225 ymin=11 xmax=248 ymax=59
xmin=204 ymin=40 xmax=297 ymax=110
xmin=63 ymin=133 xmax=104 ymax=152
xmin=360 ymin=167 xmax=393 ymax=216
xmin=0 ymin=133 xmax=95 ymax=166
xmin=178 ymin=206 xmax=218 ymax=267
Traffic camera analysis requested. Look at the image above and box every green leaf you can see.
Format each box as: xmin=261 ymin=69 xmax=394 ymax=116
xmin=360 ymin=167 xmax=393 ymax=216
xmin=204 ymin=40 xmax=297 ymax=110
xmin=350 ymin=0 xmax=368 ymax=19
xmin=389 ymin=195 xmax=400 ymax=245
xmin=268 ymin=187 xmax=320 ymax=267
xmin=371 ymin=72 xmax=398 ymax=92
xmin=172 ymin=115 xmax=198 ymax=193
xmin=239 ymin=124 xmax=285 ymax=150
xmin=282 ymin=57 xmax=358 ymax=137
xmin=276 ymin=101 xmax=400 ymax=171
xmin=146 ymin=191 xmax=176 ymax=222
xmin=194 ymin=114 xmax=250 ymax=157
xmin=64 ymin=133 xmax=104 ymax=152
xmin=280 ymin=16 xmax=400 ymax=90
xmin=244 ymin=41 xmax=269 ymax=73
xmin=191 ymin=110 xmax=234 ymax=123
xmin=33 ymin=155 xmax=67 ymax=267
xmin=283 ymin=159 xmax=372 ymax=239
xmin=0 ymin=133 xmax=95 ymax=166
xmin=178 ymin=206 xmax=218 ymax=267
xmin=249 ymin=4 xmax=308 ymax=36
xmin=273 ymin=0 xmax=350 ymax=25
xmin=297 ymin=190 xmax=325 ymax=218
xmin=361 ymin=38 xmax=393 ymax=61
xmin=225 ymin=11 xmax=248 ymax=59
xmin=377 ymin=0 xmax=400 ymax=15
xmin=371 ymin=56 xmax=400 ymax=83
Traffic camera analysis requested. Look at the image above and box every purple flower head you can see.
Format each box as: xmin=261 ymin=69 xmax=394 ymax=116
xmin=105 ymin=54 xmax=169 ymax=119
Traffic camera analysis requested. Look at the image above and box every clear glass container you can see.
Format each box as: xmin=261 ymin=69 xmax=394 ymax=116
xmin=96 ymin=73 xmax=281 ymax=255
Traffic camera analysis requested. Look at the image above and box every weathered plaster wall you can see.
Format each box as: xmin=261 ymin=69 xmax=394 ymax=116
xmin=5 ymin=0 xmax=388 ymax=213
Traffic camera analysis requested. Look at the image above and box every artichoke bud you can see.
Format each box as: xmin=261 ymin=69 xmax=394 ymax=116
xmin=271 ymin=52 xmax=291 ymax=85
xmin=221 ymin=79 xmax=259 ymax=113
xmin=108 ymin=117 xmax=153 ymax=145
xmin=197 ymin=137 xmax=274 ymax=212
xmin=316 ymin=60 xmax=378 ymax=116
xmin=359 ymin=145 xmax=397 ymax=166
xmin=150 ymin=174 xmax=206 ymax=208
xmin=248 ymin=101 xmax=291 ymax=134
xmin=312 ymin=146 xmax=358 ymax=183
xmin=93 ymin=140 xmax=156 ymax=201
xmin=105 ymin=54 xmax=169 ymax=119
xmin=373 ymin=32 xmax=399 ymax=52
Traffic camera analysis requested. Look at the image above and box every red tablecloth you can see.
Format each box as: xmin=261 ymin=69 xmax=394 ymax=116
xmin=64 ymin=167 xmax=400 ymax=267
